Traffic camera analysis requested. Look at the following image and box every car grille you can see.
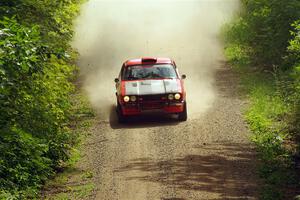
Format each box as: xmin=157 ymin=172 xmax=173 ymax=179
xmin=139 ymin=94 xmax=166 ymax=101
xmin=138 ymin=94 xmax=166 ymax=110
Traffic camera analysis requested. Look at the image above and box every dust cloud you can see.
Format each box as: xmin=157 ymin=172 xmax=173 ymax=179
xmin=72 ymin=0 xmax=240 ymax=119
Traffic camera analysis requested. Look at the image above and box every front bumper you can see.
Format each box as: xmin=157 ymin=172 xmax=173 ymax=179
xmin=121 ymin=102 xmax=185 ymax=116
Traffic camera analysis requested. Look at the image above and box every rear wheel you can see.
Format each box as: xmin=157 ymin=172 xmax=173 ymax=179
xmin=178 ymin=102 xmax=187 ymax=121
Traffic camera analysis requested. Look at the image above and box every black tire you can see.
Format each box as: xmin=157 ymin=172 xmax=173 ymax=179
xmin=178 ymin=102 xmax=187 ymax=121
xmin=116 ymin=103 xmax=126 ymax=123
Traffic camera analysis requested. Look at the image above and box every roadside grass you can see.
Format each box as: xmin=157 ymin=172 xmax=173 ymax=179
xmin=41 ymin=91 xmax=96 ymax=200
xmin=225 ymin=46 xmax=299 ymax=199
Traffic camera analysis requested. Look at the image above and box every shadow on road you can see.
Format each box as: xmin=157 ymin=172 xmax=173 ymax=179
xmin=114 ymin=143 xmax=258 ymax=200
xmin=108 ymin=105 xmax=180 ymax=130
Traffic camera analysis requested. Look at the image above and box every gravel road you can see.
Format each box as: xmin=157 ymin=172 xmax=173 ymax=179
xmin=77 ymin=63 xmax=259 ymax=200
xmin=71 ymin=1 xmax=259 ymax=199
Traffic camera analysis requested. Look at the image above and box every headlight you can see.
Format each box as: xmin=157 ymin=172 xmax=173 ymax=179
xmin=123 ymin=96 xmax=130 ymax=102
xmin=168 ymin=94 xmax=174 ymax=100
xmin=174 ymin=93 xmax=181 ymax=100
xmin=130 ymin=96 xmax=137 ymax=102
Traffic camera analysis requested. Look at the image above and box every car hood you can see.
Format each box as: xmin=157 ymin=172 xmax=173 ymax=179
xmin=124 ymin=79 xmax=181 ymax=96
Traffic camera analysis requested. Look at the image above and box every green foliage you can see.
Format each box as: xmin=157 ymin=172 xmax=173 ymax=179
xmin=287 ymin=21 xmax=300 ymax=135
xmin=239 ymin=71 xmax=295 ymax=200
xmin=0 ymin=0 xmax=83 ymax=49
xmin=42 ymin=92 xmax=95 ymax=200
xmin=0 ymin=0 xmax=84 ymax=198
xmin=288 ymin=21 xmax=300 ymax=61
xmin=225 ymin=0 xmax=300 ymax=67
xmin=224 ymin=1 xmax=300 ymax=199
xmin=0 ymin=127 xmax=52 ymax=196
xmin=224 ymin=44 xmax=251 ymax=68
xmin=250 ymin=93 xmax=289 ymax=159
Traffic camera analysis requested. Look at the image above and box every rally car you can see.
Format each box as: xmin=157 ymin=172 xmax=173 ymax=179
xmin=114 ymin=57 xmax=187 ymax=123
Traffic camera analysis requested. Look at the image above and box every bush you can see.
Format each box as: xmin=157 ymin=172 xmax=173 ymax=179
xmin=226 ymin=0 xmax=300 ymax=67
xmin=286 ymin=21 xmax=300 ymax=153
xmin=224 ymin=1 xmax=300 ymax=199
xmin=0 ymin=128 xmax=52 ymax=195
xmin=0 ymin=0 xmax=84 ymax=197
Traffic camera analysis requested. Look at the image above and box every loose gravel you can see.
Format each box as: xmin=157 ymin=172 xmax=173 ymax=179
xmin=76 ymin=64 xmax=260 ymax=200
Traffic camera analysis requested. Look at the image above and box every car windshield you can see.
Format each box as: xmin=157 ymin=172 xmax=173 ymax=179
xmin=123 ymin=64 xmax=178 ymax=80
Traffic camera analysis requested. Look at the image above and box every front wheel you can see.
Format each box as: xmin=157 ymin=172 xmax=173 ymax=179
xmin=178 ymin=102 xmax=187 ymax=121
xmin=116 ymin=103 xmax=126 ymax=123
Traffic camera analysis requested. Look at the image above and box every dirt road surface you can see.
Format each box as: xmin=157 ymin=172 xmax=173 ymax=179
xmin=71 ymin=0 xmax=259 ymax=199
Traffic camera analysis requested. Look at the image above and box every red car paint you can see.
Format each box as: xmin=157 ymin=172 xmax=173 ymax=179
xmin=115 ymin=57 xmax=187 ymax=119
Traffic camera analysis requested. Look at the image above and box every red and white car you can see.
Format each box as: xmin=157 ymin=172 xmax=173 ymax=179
xmin=114 ymin=57 xmax=187 ymax=123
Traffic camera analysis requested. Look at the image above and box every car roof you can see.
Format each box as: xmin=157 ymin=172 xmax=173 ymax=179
xmin=123 ymin=57 xmax=173 ymax=67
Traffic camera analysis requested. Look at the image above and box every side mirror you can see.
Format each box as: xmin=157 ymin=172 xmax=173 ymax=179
xmin=181 ymin=74 xmax=186 ymax=79
xmin=114 ymin=78 xmax=119 ymax=83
